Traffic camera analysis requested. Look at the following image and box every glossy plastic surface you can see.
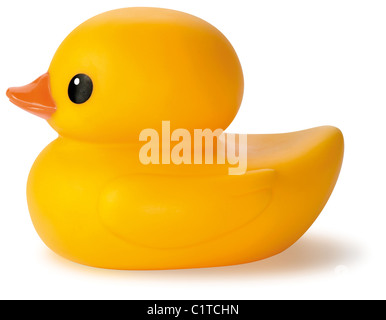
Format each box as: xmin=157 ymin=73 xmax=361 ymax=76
xmin=7 ymin=8 xmax=344 ymax=270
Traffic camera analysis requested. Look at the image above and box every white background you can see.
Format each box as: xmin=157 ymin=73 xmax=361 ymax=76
xmin=0 ymin=0 xmax=385 ymax=300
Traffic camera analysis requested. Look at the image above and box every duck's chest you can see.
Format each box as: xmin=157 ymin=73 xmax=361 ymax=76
xmin=26 ymin=139 xmax=140 ymax=217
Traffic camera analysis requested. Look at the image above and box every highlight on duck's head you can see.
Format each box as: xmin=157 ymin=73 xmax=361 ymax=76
xmin=8 ymin=7 xmax=244 ymax=142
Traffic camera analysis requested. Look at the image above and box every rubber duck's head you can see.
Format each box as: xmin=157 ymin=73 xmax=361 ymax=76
xmin=7 ymin=8 xmax=244 ymax=142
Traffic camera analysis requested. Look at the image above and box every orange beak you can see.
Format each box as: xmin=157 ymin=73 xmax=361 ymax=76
xmin=6 ymin=73 xmax=56 ymax=120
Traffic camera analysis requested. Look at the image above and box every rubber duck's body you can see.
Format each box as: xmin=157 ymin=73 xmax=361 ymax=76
xmin=7 ymin=8 xmax=343 ymax=269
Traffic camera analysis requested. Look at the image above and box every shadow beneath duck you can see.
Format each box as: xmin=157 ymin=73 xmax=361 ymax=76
xmin=42 ymin=232 xmax=362 ymax=280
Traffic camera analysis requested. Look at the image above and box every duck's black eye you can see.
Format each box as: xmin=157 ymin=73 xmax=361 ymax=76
xmin=68 ymin=74 xmax=93 ymax=104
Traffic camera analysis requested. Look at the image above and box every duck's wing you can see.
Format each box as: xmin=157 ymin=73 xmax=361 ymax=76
xmin=99 ymin=169 xmax=275 ymax=249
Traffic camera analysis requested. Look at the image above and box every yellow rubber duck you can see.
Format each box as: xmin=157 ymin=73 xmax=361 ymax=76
xmin=6 ymin=8 xmax=343 ymax=270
